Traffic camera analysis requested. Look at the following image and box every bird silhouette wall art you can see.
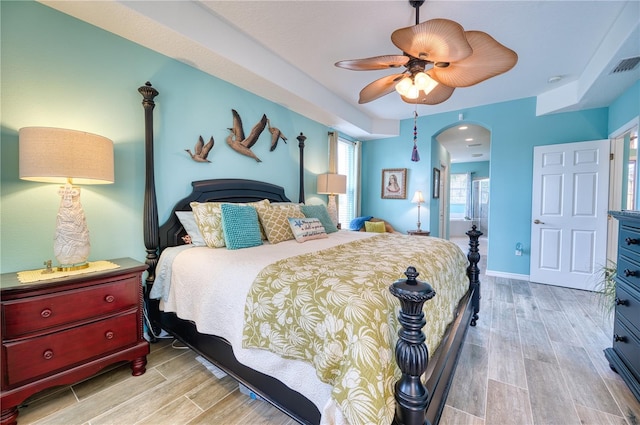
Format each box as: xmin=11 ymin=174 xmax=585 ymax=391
xmin=185 ymin=136 xmax=214 ymax=163
xmin=226 ymin=109 xmax=267 ymax=162
xmin=266 ymin=118 xmax=287 ymax=151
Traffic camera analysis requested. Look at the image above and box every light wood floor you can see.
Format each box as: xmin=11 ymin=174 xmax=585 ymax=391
xmin=15 ymin=238 xmax=640 ymax=424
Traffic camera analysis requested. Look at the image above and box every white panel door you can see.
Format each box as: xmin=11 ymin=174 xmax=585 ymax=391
xmin=530 ymin=140 xmax=610 ymax=290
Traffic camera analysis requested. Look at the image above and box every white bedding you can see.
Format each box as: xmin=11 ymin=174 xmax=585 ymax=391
xmin=151 ymin=230 xmax=378 ymax=423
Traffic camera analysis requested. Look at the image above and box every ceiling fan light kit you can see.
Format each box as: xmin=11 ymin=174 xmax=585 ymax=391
xmin=335 ymin=0 xmax=518 ymax=105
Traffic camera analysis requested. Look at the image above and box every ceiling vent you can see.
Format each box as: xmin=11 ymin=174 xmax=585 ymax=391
xmin=611 ymin=56 xmax=640 ymax=74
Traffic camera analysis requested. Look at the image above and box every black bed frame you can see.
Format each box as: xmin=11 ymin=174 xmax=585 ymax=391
xmin=139 ymin=82 xmax=481 ymax=425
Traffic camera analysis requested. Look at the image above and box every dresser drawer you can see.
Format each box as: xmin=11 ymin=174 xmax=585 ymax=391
xmin=612 ymin=316 xmax=640 ymax=381
xmin=617 ymin=254 xmax=640 ymax=290
xmin=2 ymin=277 xmax=139 ymax=338
xmin=619 ymin=223 xmax=640 ymax=257
xmin=616 ymin=281 xmax=640 ymax=335
xmin=3 ymin=311 xmax=139 ymax=387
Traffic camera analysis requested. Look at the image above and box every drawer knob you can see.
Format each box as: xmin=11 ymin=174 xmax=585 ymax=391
xmin=40 ymin=308 xmax=52 ymax=318
xmin=614 ymin=334 xmax=627 ymax=343
xmin=104 ymin=295 xmax=115 ymax=303
xmin=625 ymin=237 xmax=639 ymax=245
xmin=105 ymin=331 xmax=115 ymax=340
xmin=43 ymin=349 xmax=54 ymax=360
xmin=615 ymin=297 xmax=628 ymax=306
xmin=623 ymin=269 xmax=637 ymax=277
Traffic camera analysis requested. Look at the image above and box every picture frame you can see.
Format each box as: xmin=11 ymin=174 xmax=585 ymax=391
xmin=432 ymin=167 xmax=440 ymax=199
xmin=381 ymin=168 xmax=407 ymax=199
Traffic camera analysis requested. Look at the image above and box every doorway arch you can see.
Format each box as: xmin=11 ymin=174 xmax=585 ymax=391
xmin=435 ymin=122 xmax=491 ymax=238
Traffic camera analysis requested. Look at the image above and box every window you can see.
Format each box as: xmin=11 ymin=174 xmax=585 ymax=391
xmin=450 ymin=173 xmax=471 ymax=219
xmin=337 ymin=137 xmax=358 ymax=226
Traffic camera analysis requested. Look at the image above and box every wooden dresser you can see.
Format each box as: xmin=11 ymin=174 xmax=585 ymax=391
xmin=0 ymin=258 xmax=149 ymax=425
xmin=605 ymin=211 xmax=640 ymax=402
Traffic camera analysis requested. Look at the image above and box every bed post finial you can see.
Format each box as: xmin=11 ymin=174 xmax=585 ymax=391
xmin=297 ymin=132 xmax=306 ymax=203
xmin=466 ymin=224 xmax=482 ymax=326
xmin=389 ymin=266 xmax=436 ymax=425
xmin=138 ymin=82 xmax=160 ymax=290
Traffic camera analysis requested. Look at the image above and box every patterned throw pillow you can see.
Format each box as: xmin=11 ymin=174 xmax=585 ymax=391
xmin=191 ymin=199 xmax=270 ymax=248
xmin=191 ymin=202 xmax=225 ymax=248
xmin=364 ymin=220 xmax=386 ymax=233
xmin=300 ymin=204 xmax=338 ymax=233
xmin=257 ymin=204 xmax=305 ymax=244
xmin=288 ymin=217 xmax=328 ymax=243
xmin=220 ymin=204 xmax=263 ymax=250
xmin=175 ymin=211 xmax=206 ymax=246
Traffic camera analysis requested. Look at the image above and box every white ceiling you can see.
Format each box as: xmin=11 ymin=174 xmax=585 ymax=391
xmin=41 ymin=1 xmax=640 ymax=162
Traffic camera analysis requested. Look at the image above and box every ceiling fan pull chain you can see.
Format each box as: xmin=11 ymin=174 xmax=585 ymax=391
xmin=411 ymin=108 xmax=420 ymax=162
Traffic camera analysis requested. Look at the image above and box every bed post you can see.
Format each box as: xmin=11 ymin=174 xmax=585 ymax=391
xmin=139 ymin=82 xmax=160 ymax=338
xmin=297 ymin=132 xmax=306 ymax=203
xmin=389 ymin=266 xmax=436 ymax=425
xmin=466 ymin=225 xmax=482 ymax=326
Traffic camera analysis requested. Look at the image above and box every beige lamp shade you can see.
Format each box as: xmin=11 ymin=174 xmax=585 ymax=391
xmin=19 ymin=127 xmax=114 ymax=184
xmin=317 ymin=173 xmax=347 ymax=195
xmin=411 ymin=190 xmax=425 ymax=204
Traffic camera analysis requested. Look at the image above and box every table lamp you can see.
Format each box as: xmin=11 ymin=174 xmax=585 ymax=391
xmin=317 ymin=173 xmax=346 ymax=226
xmin=411 ymin=190 xmax=425 ymax=231
xmin=19 ymin=127 xmax=114 ymax=271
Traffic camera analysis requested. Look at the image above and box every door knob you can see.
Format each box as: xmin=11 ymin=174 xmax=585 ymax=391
xmin=533 ymin=219 xmax=544 ymax=224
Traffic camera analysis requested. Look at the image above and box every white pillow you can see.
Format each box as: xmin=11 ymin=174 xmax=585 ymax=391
xmin=287 ymin=217 xmax=328 ymax=243
xmin=175 ymin=211 xmax=206 ymax=247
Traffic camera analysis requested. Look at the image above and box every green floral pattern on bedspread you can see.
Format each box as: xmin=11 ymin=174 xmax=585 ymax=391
xmin=242 ymin=233 xmax=469 ymax=425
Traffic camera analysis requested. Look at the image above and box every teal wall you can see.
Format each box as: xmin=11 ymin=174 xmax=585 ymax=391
xmin=0 ymin=1 xmax=329 ymax=273
xmin=362 ymin=94 xmax=640 ymax=277
xmin=451 ymin=161 xmax=490 ymax=179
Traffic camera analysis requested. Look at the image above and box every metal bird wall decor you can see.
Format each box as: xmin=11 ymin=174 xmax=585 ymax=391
xmin=185 ymin=135 xmax=214 ymax=163
xmin=226 ymin=109 xmax=267 ymax=162
xmin=267 ymin=118 xmax=287 ymax=151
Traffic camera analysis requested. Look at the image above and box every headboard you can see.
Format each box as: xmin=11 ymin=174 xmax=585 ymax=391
xmin=158 ymin=178 xmax=291 ymax=250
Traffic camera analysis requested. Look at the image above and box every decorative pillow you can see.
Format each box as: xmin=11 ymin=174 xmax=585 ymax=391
xmin=220 ymin=203 xmax=263 ymax=250
xmin=300 ymin=204 xmax=338 ymax=233
xmin=257 ymin=204 xmax=305 ymax=244
xmin=175 ymin=211 xmax=206 ymax=246
xmin=191 ymin=199 xmax=270 ymax=248
xmin=191 ymin=202 xmax=225 ymax=248
xmin=288 ymin=217 xmax=328 ymax=243
xmin=364 ymin=220 xmax=386 ymax=233
xmin=349 ymin=215 xmax=374 ymax=231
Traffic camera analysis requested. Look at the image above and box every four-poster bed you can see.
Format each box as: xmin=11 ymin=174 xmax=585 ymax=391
xmin=139 ymin=82 xmax=481 ymax=425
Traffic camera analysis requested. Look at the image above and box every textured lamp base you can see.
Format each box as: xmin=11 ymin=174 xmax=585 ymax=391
xmin=327 ymin=194 xmax=339 ymax=226
xmin=54 ymin=184 xmax=91 ymax=267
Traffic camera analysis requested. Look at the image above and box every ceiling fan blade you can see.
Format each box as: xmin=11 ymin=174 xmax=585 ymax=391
xmin=401 ymin=83 xmax=455 ymax=105
xmin=429 ymin=31 xmax=518 ymax=87
xmin=359 ymin=73 xmax=406 ymax=104
xmin=391 ymin=19 xmax=473 ymax=63
xmin=335 ymin=55 xmax=409 ymax=71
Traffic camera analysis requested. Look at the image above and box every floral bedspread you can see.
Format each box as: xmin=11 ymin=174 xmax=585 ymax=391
xmin=242 ymin=233 xmax=469 ymax=425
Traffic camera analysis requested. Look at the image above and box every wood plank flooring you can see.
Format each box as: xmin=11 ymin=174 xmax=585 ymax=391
xmin=15 ymin=238 xmax=640 ymax=424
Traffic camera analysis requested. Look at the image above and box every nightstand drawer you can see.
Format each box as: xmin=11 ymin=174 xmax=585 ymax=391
xmin=3 ymin=311 xmax=138 ymax=386
xmin=2 ymin=277 xmax=139 ymax=338
xmin=617 ymin=254 xmax=640 ymax=290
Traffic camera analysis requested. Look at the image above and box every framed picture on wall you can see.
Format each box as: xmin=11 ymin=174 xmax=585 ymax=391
xmin=433 ymin=168 xmax=440 ymax=199
xmin=381 ymin=168 xmax=407 ymax=199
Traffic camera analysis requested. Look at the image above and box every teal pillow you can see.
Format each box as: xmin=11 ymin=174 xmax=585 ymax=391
xmin=220 ymin=203 xmax=263 ymax=250
xmin=300 ymin=204 xmax=338 ymax=233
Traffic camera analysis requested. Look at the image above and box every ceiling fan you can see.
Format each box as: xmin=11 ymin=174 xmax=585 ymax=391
xmin=335 ymin=0 xmax=518 ymax=105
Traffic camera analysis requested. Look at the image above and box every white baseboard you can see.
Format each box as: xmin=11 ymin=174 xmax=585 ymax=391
xmin=485 ymin=269 xmax=530 ymax=282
